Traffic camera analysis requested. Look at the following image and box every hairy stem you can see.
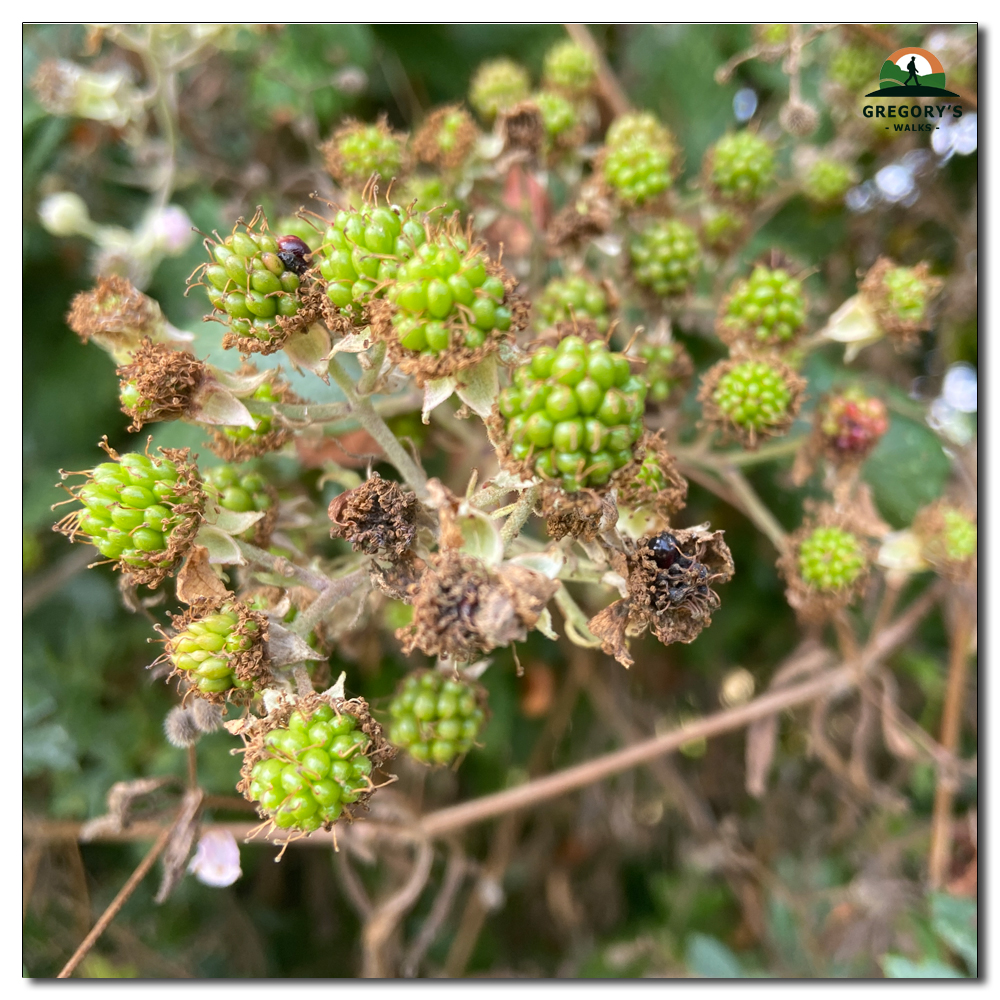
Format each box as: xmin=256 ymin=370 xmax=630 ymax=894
xmin=290 ymin=568 xmax=369 ymax=637
xmin=500 ymin=487 xmax=538 ymax=549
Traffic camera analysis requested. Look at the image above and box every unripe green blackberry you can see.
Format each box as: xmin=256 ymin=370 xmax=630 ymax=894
xmin=315 ymin=202 xmax=424 ymax=319
xmin=412 ymin=105 xmax=478 ymax=171
xmin=205 ymin=465 xmax=273 ymax=517
xmin=542 ymin=39 xmax=598 ymax=97
xmin=193 ymin=212 xmax=310 ymax=350
xmin=388 ymin=670 xmax=488 ymax=766
xmin=827 ymin=45 xmax=879 ymax=92
xmin=637 ymin=341 xmax=692 ymax=405
xmin=802 ymin=158 xmax=854 ymax=205
xmin=166 ymin=600 xmax=269 ymax=696
xmin=321 ymin=117 xmax=407 ymax=189
xmin=718 ymin=265 xmax=807 ymax=349
xmin=536 ymin=275 xmax=610 ymax=332
xmin=699 ymin=357 xmax=805 ymax=447
xmin=938 ymin=508 xmax=977 ymax=563
xmin=469 ymin=59 xmax=530 ymax=121
xmin=497 ymin=335 xmax=647 ymax=493
xmin=55 ymin=446 xmax=205 ymax=588
xmin=859 ymin=257 xmax=943 ymax=343
xmin=882 ymin=267 xmax=936 ymax=326
xmin=707 ymin=131 xmax=776 ymax=204
xmin=629 ymin=219 xmax=701 ymax=298
xmin=211 ymin=381 xmax=293 ymax=461
xmin=534 ymin=90 xmax=582 ymax=149
xmin=701 ymin=206 xmax=748 ymax=253
xmin=818 ymin=388 xmax=888 ymax=460
xmin=797 ymin=526 xmax=867 ymax=591
xmin=239 ymin=694 xmax=393 ymax=834
xmin=914 ymin=502 xmax=977 ymax=578
xmin=601 ymin=112 xmax=677 ymax=207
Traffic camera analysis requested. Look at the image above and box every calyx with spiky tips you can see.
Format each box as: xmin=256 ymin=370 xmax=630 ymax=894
xmin=237 ymin=692 xmax=395 ymax=838
xmin=469 ymin=58 xmax=530 ymax=121
xmin=164 ymin=599 xmax=271 ymax=701
xmin=600 ymin=111 xmax=679 ymax=208
xmin=204 ymin=465 xmax=277 ymax=548
xmin=716 ymin=264 xmax=808 ymax=351
xmin=494 ymin=334 xmax=649 ymax=494
xmin=913 ymin=501 xmax=977 ymax=581
xmin=705 ymin=131 xmax=776 ymax=205
xmin=328 ymin=472 xmax=423 ymax=559
xmin=191 ymin=209 xmax=319 ymax=355
xmin=370 ymin=221 xmax=527 ymax=385
xmin=859 ymin=257 xmax=943 ymax=345
xmin=117 ymin=339 xmax=207 ymax=432
xmin=778 ymin=507 xmax=872 ymax=620
xmin=629 ymin=219 xmax=702 ymax=299
xmin=617 ymin=431 xmax=689 ymax=518
xmin=396 ymin=550 xmax=558 ymax=661
xmin=635 ymin=340 xmax=694 ymax=406
xmin=536 ymin=275 xmax=613 ymax=333
xmin=321 ymin=115 xmax=408 ymax=190
xmin=698 ymin=356 xmax=806 ymax=449
xmin=54 ymin=442 xmax=207 ymax=590
xmin=208 ymin=378 xmax=295 ymax=462
xmin=542 ymin=39 xmax=598 ymax=98
xmin=388 ymin=669 xmax=489 ymax=766
xmin=412 ymin=105 xmax=479 ymax=171
xmin=588 ymin=526 xmax=734 ymax=668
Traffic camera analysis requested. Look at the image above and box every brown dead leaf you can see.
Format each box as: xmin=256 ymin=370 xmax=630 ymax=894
xmin=176 ymin=545 xmax=230 ymax=605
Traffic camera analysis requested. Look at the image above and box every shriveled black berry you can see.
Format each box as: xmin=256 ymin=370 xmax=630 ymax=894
xmin=647 ymin=532 xmax=691 ymax=571
xmin=276 ymin=235 xmax=311 ymax=275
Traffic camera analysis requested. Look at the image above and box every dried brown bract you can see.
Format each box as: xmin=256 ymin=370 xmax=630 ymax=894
xmin=328 ymin=472 xmax=424 ymax=559
xmin=117 ymin=338 xmax=206 ymax=431
xmin=546 ymin=182 xmax=614 ymax=255
xmin=412 ymin=105 xmax=479 ymax=171
xmin=498 ymin=100 xmax=547 ymax=161
xmin=588 ymin=526 xmax=734 ymax=667
xmin=67 ymin=275 xmax=166 ymax=352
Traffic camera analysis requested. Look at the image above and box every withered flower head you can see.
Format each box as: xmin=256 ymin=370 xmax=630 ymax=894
xmin=588 ymin=525 xmax=734 ymax=667
xmin=328 ymin=472 xmax=424 ymax=560
xmin=117 ymin=339 xmax=207 ymax=432
xmin=412 ymin=105 xmax=479 ymax=171
xmin=498 ymin=100 xmax=547 ymax=161
xmin=67 ymin=276 xmax=169 ymax=358
xmin=859 ymin=256 xmax=943 ymax=347
xmin=546 ymin=182 xmax=614 ymax=255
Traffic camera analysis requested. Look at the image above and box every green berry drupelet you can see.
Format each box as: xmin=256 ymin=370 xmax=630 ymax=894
xmin=388 ymin=670 xmax=487 ymax=766
xmin=802 ymin=158 xmax=854 ymax=205
xmin=601 ymin=112 xmax=677 ymax=207
xmin=536 ymin=275 xmax=610 ymax=332
xmin=707 ymin=131 xmax=776 ymax=204
xmin=321 ymin=117 xmax=406 ymax=189
xmin=55 ymin=446 xmax=205 ymax=588
xmin=542 ymin=40 xmax=598 ymax=97
xmin=630 ymin=220 xmax=701 ymax=298
xmin=469 ymin=59 xmax=530 ymax=121
xmin=718 ymin=265 xmax=807 ymax=349
xmin=205 ymin=465 xmax=273 ymax=516
xmin=797 ymin=526 xmax=867 ymax=591
xmin=497 ymin=335 xmax=647 ymax=493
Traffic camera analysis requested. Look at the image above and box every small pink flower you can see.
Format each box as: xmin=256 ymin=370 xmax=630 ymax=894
xmin=188 ymin=829 xmax=242 ymax=888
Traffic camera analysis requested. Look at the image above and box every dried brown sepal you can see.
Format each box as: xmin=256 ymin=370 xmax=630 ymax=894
xmin=498 ymin=100 xmax=546 ymax=161
xmin=912 ymin=500 xmax=977 ymax=583
xmin=617 ymin=431 xmax=688 ymax=517
xmin=117 ymin=338 xmax=206 ymax=431
xmin=546 ymin=181 xmax=614 ymax=255
xmin=777 ymin=504 xmax=873 ymax=623
xmin=412 ymin=104 xmax=479 ymax=171
xmin=176 ymin=544 xmax=231 ymax=605
xmin=328 ymin=472 xmax=424 ymax=559
xmin=370 ymin=553 xmax=427 ymax=602
xmin=859 ymin=256 xmax=943 ymax=346
xmin=320 ymin=114 xmax=410 ymax=188
xmin=165 ymin=598 xmax=272 ymax=705
xmin=589 ymin=526 xmax=734 ymax=667
xmin=236 ymin=691 xmax=395 ymax=833
xmin=67 ymin=275 xmax=164 ymax=350
xmin=219 ymin=281 xmax=327 ymax=357
xmin=696 ymin=355 xmax=807 ymax=450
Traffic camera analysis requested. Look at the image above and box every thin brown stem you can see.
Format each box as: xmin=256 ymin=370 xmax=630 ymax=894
xmin=401 ymin=841 xmax=468 ymax=978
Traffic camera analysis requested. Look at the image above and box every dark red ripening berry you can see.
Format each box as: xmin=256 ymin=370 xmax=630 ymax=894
xmin=276 ymin=235 xmax=311 ymax=275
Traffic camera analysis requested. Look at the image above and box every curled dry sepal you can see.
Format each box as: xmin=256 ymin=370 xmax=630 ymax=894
xmin=588 ymin=525 xmax=735 ymax=668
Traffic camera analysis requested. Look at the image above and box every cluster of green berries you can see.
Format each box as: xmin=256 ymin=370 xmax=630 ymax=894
xmin=711 ymin=360 xmax=793 ymax=433
xmin=708 ymin=132 xmax=776 ymax=203
xmin=63 ymin=452 xmax=190 ymax=565
xmin=797 ymin=526 xmax=866 ymax=591
xmin=317 ymin=203 xmax=425 ymax=314
xmin=819 ymin=388 xmax=888 ymax=457
xmin=542 ymin=40 xmax=597 ymax=96
xmin=638 ymin=343 xmax=685 ymax=404
xmin=882 ymin=266 xmax=935 ymax=326
xmin=329 ymin=122 xmax=405 ymax=188
xmin=200 ymin=227 xmax=303 ymax=341
xmin=469 ymin=58 xmax=530 ymax=120
xmin=701 ymin=207 xmax=747 ymax=252
xmin=388 ymin=671 xmax=487 ymax=766
xmin=168 ymin=604 xmax=259 ymax=695
xmin=246 ymin=703 xmax=373 ymax=832
xmin=432 ymin=108 xmax=474 ymax=160
xmin=220 ymin=382 xmax=282 ymax=446
xmin=602 ymin=112 xmax=677 ymax=206
xmin=387 ymin=232 xmax=512 ymax=354
xmin=939 ymin=508 xmax=977 ymax=562
xmin=205 ymin=465 xmax=272 ymax=516
xmin=635 ymin=450 xmax=669 ymax=492
xmin=802 ymin=158 xmax=854 ymax=205
xmin=536 ymin=275 xmax=610 ymax=332
xmin=534 ymin=90 xmax=580 ymax=145
xmin=629 ymin=220 xmax=701 ymax=298
xmin=827 ymin=45 xmax=878 ymax=92
xmin=499 ymin=335 xmax=647 ymax=492
xmin=719 ymin=266 xmax=806 ymax=346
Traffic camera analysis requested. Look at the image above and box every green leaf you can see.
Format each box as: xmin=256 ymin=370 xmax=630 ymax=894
xmin=881 ymin=954 xmax=964 ymax=978
xmin=931 ymin=893 xmax=977 ymax=975
xmin=685 ymin=933 xmax=743 ymax=978
xmin=23 ymin=722 xmax=79 ymax=777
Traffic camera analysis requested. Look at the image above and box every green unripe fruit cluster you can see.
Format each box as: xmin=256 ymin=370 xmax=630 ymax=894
xmin=534 ymin=90 xmax=580 ymax=142
xmin=802 ymin=158 xmax=854 ymax=205
xmin=720 ymin=266 xmax=806 ymax=346
xmin=222 ymin=382 xmax=281 ymax=444
xmin=246 ymin=703 xmax=373 ymax=832
xmin=939 ymin=508 xmax=977 ymax=562
xmin=602 ymin=111 xmax=677 ymax=206
xmin=630 ymin=219 xmax=701 ymax=298
xmin=499 ymin=335 xmax=647 ymax=492
xmin=317 ymin=204 xmax=425 ymax=314
xmin=202 ymin=228 xmax=303 ymax=341
xmin=883 ymin=266 xmax=934 ymax=325
xmin=542 ymin=40 xmax=598 ymax=96
xmin=635 ymin=450 xmax=668 ymax=491
xmin=387 ymin=232 xmax=512 ymax=353
xmin=702 ymin=207 xmax=747 ymax=252
xmin=798 ymin=526 xmax=866 ymax=591
xmin=828 ymin=46 xmax=878 ymax=92
xmin=536 ymin=275 xmax=610 ymax=332
xmin=638 ymin=343 xmax=684 ymax=403
xmin=388 ymin=671 xmax=487 ymax=766
xmin=469 ymin=58 xmax=530 ymax=120
xmin=169 ymin=604 xmax=259 ymax=694
xmin=334 ymin=124 xmax=405 ymax=186
xmin=205 ymin=465 xmax=273 ymax=516
xmin=712 ymin=360 xmax=793 ymax=431
xmin=67 ymin=453 xmax=187 ymax=565
xmin=709 ymin=131 xmax=776 ymax=203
